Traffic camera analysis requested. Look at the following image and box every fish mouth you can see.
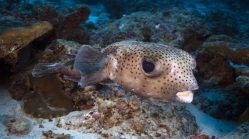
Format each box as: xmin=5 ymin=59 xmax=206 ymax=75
xmin=175 ymin=90 xmax=194 ymax=103
xmin=174 ymin=79 xmax=198 ymax=103
xmin=189 ymin=85 xmax=199 ymax=91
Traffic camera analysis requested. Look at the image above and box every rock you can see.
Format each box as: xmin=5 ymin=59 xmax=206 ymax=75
xmin=71 ymin=86 xmax=95 ymax=111
xmin=35 ymin=39 xmax=82 ymax=91
xmin=32 ymin=3 xmax=62 ymax=25
xmin=37 ymin=39 xmax=81 ymax=63
xmin=90 ymin=7 xmax=210 ymax=52
xmin=236 ymin=75 xmax=249 ymax=89
xmin=9 ymin=39 xmax=82 ymax=100
xmin=202 ymin=34 xmax=249 ymax=66
xmin=42 ymin=130 xmax=70 ymax=139
xmin=0 ymin=21 xmax=52 ymax=65
xmin=3 ymin=115 xmax=30 ymax=135
xmin=8 ymin=39 xmax=89 ymax=118
xmin=195 ymin=51 xmax=234 ymax=86
xmin=9 ymin=73 xmax=30 ymax=100
xmin=175 ymin=110 xmax=198 ymax=137
xmin=192 ymin=86 xmax=249 ymax=121
xmin=23 ymin=75 xmax=73 ymax=119
xmin=222 ymin=120 xmax=249 ymax=139
xmin=32 ymin=3 xmax=90 ymax=44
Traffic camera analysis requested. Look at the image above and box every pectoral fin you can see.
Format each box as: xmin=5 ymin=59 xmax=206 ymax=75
xmin=74 ymin=45 xmax=110 ymax=86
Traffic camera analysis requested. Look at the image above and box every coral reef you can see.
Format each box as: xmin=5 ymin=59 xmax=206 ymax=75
xmin=55 ymin=85 xmax=199 ymax=138
xmin=42 ymin=130 xmax=70 ymax=139
xmin=190 ymin=134 xmax=211 ymax=139
xmin=194 ymin=34 xmax=249 ymax=87
xmin=32 ymin=3 xmax=90 ymax=44
xmin=8 ymin=39 xmax=92 ymax=119
xmin=23 ymin=75 xmax=73 ymax=119
xmin=203 ymin=10 xmax=240 ymax=39
xmin=234 ymin=72 xmax=249 ymax=124
xmin=223 ymin=120 xmax=249 ymax=138
xmin=55 ymin=110 xmax=102 ymax=132
xmin=10 ymin=72 xmax=74 ymax=119
xmin=71 ymin=86 xmax=96 ymax=111
xmin=9 ymin=72 xmax=30 ymax=100
xmin=175 ymin=110 xmax=198 ymax=136
xmin=89 ymin=7 xmax=210 ymax=52
xmin=191 ymin=34 xmax=249 ymax=123
xmin=8 ymin=39 xmax=91 ymax=119
xmin=3 ymin=115 xmax=31 ymax=135
xmin=101 ymin=0 xmax=183 ymax=18
xmin=0 ymin=2 xmax=90 ymax=46
xmin=195 ymin=51 xmax=234 ymax=87
xmin=36 ymin=39 xmax=82 ymax=90
xmin=200 ymin=4 xmax=249 ymax=44
xmin=202 ymin=35 xmax=249 ymax=65
xmin=0 ymin=21 xmax=52 ymax=66
xmin=9 ymin=39 xmax=81 ymax=100
xmin=192 ymin=85 xmax=249 ymax=121
xmin=37 ymin=39 xmax=81 ymax=63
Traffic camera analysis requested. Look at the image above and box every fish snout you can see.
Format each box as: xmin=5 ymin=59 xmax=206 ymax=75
xmin=188 ymin=81 xmax=199 ymax=91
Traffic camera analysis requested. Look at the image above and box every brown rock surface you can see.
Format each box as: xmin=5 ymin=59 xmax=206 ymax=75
xmin=0 ymin=21 xmax=52 ymax=65
xmin=202 ymin=34 xmax=249 ymax=65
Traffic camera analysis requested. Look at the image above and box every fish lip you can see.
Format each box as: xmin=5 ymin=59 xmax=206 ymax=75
xmin=174 ymin=83 xmax=198 ymax=103
xmin=175 ymin=90 xmax=194 ymax=103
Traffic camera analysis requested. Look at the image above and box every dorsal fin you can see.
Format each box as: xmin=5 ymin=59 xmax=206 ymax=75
xmin=74 ymin=45 xmax=109 ymax=74
xmin=73 ymin=45 xmax=110 ymax=87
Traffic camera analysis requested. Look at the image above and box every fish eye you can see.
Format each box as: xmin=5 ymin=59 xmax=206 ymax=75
xmin=141 ymin=57 xmax=163 ymax=78
xmin=142 ymin=58 xmax=155 ymax=73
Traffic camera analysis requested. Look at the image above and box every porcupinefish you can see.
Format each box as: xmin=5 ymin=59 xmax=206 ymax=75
xmin=32 ymin=41 xmax=198 ymax=103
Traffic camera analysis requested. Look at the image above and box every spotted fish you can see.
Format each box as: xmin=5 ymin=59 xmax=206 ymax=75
xmin=32 ymin=41 xmax=198 ymax=103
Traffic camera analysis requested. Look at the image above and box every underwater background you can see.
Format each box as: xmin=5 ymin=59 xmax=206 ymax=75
xmin=0 ymin=0 xmax=249 ymax=138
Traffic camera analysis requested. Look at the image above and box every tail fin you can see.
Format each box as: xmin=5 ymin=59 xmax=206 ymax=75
xmin=32 ymin=63 xmax=63 ymax=78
